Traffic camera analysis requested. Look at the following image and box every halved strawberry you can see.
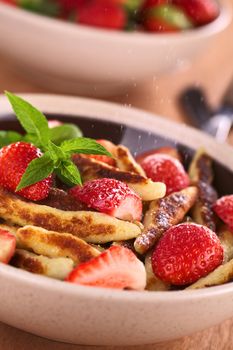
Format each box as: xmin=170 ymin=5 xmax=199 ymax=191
xmin=136 ymin=146 xmax=182 ymax=163
xmin=173 ymin=0 xmax=219 ymax=25
xmin=0 ymin=142 xmax=52 ymax=201
xmin=87 ymin=139 xmax=116 ymax=166
xmin=152 ymin=223 xmax=223 ymax=285
xmin=66 ymin=245 xmax=146 ymax=290
xmin=140 ymin=153 xmax=189 ymax=195
xmin=0 ymin=229 xmax=16 ymax=264
xmin=69 ymin=178 xmax=142 ymax=221
xmin=213 ymin=195 xmax=233 ymax=232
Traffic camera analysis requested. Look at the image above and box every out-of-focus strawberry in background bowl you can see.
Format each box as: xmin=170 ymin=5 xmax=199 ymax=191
xmin=0 ymin=0 xmax=231 ymax=96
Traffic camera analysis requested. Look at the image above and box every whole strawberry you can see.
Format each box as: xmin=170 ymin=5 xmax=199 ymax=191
xmin=173 ymin=0 xmax=219 ymax=25
xmin=140 ymin=153 xmax=189 ymax=195
xmin=78 ymin=0 xmax=127 ymax=30
xmin=152 ymin=223 xmax=223 ymax=285
xmin=0 ymin=142 xmax=52 ymax=201
xmin=66 ymin=245 xmax=146 ymax=290
xmin=213 ymin=195 xmax=233 ymax=232
xmin=69 ymin=178 xmax=142 ymax=221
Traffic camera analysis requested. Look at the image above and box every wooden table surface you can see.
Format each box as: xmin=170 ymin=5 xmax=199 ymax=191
xmin=0 ymin=6 xmax=233 ymax=350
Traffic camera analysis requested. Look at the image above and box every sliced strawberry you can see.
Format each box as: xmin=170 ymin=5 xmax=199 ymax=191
xmin=0 ymin=229 xmax=16 ymax=264
xmin=77 ymin=0 xmax=127 ymax=30
xmin=87 ymin=139 xmax=116 ymax=166
xmin=140 ymin=153 xmax=189 ymax=195
xmin=69 ymin=178 xmax=142 ymax=221
xmin=48 ymin=120 xmax=63 ymax=128
xmin=0 ymin=142 xmax=52 ymax=201
xmin=152 ymin=223 xmax=223 ymax=285
xmin=66 ymin=245 xmax=146 ymax=290
xmin=136 ymin=146 xmax=182 ymax=163
xmin=213 ymin=195 xmax=233 ymax=232
xmin=142 ymin=4 xmax=193 ymax=32
xmin=173 ymin=0 xmax=219 ymax=25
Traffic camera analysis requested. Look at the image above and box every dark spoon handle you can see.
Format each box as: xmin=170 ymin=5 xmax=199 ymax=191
xmin=179 ymin=87 xmax=212 ymax=129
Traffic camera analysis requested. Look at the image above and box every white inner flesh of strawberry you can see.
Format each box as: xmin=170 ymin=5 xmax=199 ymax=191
xmin=0 ymin=236 xmax=15 ymax=263
xmin=112 ymin=195 xmax=141 ymax=221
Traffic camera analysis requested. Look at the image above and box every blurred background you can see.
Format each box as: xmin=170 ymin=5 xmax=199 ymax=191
xmin=0 ymin=0 xmax=232 ymax=142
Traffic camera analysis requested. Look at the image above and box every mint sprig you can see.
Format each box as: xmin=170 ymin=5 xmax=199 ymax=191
xmin=49 ymin=123 xmax=83 ymax=145
xmin=5 ymin=91 xmax=50 ymax=149
xmin=5 ymin=92 xmax=112 ymax=190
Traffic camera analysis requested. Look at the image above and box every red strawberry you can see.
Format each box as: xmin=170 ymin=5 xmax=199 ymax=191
xmin=0 ymin=142 xmax=52 ymax=201
xmin=142 ymin=4 xmax=193 ymax=32
xmin=77 ymin=0 xmax=127 ymax=30
xmin=142 ymin=0 xmax=170 ymax=10
xmin=1 ymin=0 xmax=16 ymax=5
xmin=66 ymin=245 xmax=146 ymax=290
xmin=173 ymin=0 xmax=219 ymax=25
xmin=69 ymin=178 xmax=142 ymax=221
xmin=213 ymin=195 xmax=233 ymax=232
xmin=0 ymin=229 xmax=16 ymax=264
xmin=58 ymin=0 xmax=85 ymax=16
xmin=152 ymin=223 xmax=223 ymax=285
xmin=140 ymin=153 xmax=189 ymax=195
xmin=88 ymin=139 xmax=116 ymax=166
xmin=136 ymin=146 xmax=182 ymax=164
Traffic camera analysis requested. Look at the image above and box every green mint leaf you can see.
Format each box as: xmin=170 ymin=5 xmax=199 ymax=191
xmin=19 ymin=0 xmax=60 ymax=17
xmin=50 ymin=123 xmax=83 ymax=146
xmin=55 ymin=160 xmax=82 ymax=187
xmin=60 ymin=138 xmax=112 ymax=157
xmin=16 ymin=153 xmax=54 ymax=191
xmin=0 ymin=131 xmax=23 ymax=148
xmin=47 ymin=141 xmax=67 ymax=163
xmin=5 ymin=92 xmax=50 ymax=149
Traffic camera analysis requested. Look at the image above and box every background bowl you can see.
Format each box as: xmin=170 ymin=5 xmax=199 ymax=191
xmin=0 ymin=3 xmax=231 ymax=96
xmin=0 ymin=94 xmax=233 ymax=346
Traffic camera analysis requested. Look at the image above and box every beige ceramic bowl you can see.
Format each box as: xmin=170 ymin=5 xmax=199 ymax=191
xmin=0 ymin=94 xmax=233 ymax=346
xmin=0 ymin=3 xmax=231 ymax=96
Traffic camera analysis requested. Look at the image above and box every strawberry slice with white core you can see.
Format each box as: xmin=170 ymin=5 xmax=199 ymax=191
xmin=66 ymin=246 xmax=146 ymax=290
xmin=0 ymin=229 xmax=16 ymax=264
xmin=69 ymin=178 xmax=142 ymax=221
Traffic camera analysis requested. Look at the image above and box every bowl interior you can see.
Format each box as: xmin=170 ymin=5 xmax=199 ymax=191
xmin=1 ymin=112 xmax=232 ymax=196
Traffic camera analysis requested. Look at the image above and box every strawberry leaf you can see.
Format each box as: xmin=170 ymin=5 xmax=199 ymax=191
xmin=5 ymin=92 xmax=50 ymax=149
xmin=16 ymin=153 xmax=54 ymax=191
xmin=61 ymin=137 xmax=112 ymax=157
xmin=55 ymin=160 xmax=82 ymax=186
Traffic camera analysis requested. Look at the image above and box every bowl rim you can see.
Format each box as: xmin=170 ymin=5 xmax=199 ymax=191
xmin=0 ymin=93 xmax=233 ymax=302
xmin=0 ymin=1 xmax=231 ymax=44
